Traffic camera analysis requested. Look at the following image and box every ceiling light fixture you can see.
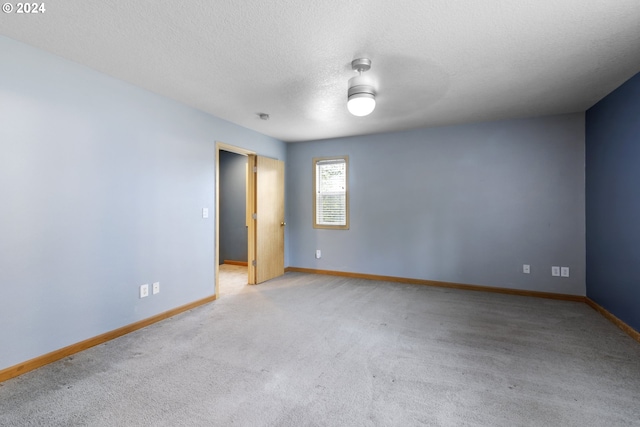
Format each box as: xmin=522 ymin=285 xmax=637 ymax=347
xmin=347 ymin=58 xmax=376 ymax=117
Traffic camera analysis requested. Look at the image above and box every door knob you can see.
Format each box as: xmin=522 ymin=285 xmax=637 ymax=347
xmin=280 ymin=222 xmax=286 ymax=226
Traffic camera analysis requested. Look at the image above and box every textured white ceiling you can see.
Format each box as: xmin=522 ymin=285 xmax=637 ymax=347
xmin=1 ymin=1 xmax=639 ymax=142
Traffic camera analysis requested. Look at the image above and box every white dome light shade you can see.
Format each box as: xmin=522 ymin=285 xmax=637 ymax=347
xmin=347 ymin=92 xmax=376 ymax=116
xmin=347 ymin=59 xmax=376 ymax=117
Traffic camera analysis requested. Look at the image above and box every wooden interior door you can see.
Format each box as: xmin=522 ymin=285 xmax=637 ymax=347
xmin=249 ymin=155 xmax=285 ymax=284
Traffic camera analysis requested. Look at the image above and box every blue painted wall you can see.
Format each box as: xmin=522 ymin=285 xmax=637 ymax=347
xmin=287 ymin=114 xmax=586 ymax=295
xmin=0 ymin=36 xmax=285 ymax=371
xmin=586 ymin=72 xmax=640 ymax=332
xmin=219 ymin=150 xmax=248 ymax=264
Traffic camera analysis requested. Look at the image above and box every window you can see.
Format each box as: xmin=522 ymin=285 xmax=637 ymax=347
xmin=313 ymin=156 xmax=349 ymax=229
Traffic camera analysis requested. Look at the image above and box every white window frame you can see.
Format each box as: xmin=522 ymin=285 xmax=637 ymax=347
xmin=313 ymin=156 xmax=349 ymax=230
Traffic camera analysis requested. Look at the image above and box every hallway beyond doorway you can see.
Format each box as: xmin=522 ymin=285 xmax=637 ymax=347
xmin=219 ymin=264 xmax=248 ymax=296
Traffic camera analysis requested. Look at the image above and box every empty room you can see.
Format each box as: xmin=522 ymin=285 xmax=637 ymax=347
xmin=1 ymin=1 xmax=639 ymax=426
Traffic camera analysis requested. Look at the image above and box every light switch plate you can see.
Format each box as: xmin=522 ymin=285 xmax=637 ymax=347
xmin=202 ymin=208 xmax=209 ymax=219
xmin=523 ymin=264 xmax=530 ymax=274
xmin=552 ymin=266 xmax=560 ymax=277
xmin=561 ymin=267 xmax=570 ymax=277
xmin=152 ymin=282 xmax=160 ymax=294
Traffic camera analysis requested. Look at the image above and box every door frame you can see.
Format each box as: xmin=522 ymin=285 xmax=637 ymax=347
xmin=215 ymin=141 xmax=256 ymax=297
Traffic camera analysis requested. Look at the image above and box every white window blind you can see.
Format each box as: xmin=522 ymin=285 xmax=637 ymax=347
xmin=314 ymin=157 xmax=348 ymax=229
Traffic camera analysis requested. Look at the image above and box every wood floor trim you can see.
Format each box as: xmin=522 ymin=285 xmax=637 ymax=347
xmin=0 ymin=294 xmax=217 ymax=383
xmin=223 ymin=260 xmax=249 ymax=266
xmin=585 ymin=298 xmax=640 ymax=344
xmin=285 ymin=267 xmax=586 ymax=302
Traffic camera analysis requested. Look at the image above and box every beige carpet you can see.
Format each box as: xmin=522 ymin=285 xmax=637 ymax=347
xmin=219 ymin=263 xmax=248 ymax=296
xmin=1 ymin=272 xmax=639 ymax=426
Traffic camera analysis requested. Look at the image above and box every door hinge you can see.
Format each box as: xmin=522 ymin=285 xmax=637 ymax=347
xmin=252 ymin=260 xmax=256 ymax=266
xmin=252 ymin=213 xmax=257 ymax=220
xmin=253 ymin=166 xmax=257 ymax=173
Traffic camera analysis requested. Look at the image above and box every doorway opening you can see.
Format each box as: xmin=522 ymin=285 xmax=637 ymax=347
xmin=215 ymin=142 xmax=255 ymax=297
xmin=215 ymin=142 xmax=285 ymax=297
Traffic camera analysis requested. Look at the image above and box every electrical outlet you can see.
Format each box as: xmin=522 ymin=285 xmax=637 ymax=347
xmin=315 ymin=249 xmax=321 ymax=259
xmin=202 ymin=208 xmax=209 ymax=219
xmin=152 ymin=282 xmax=160 ymax=294
xmin=551 ymin=266 xmax=560 ymax=277
xmin=140 ymin=284 xmax=149 ymax=298
xmin=561 ymin=267 xmax=570 ymax=277
xmin=523 ymin=264 xmax=530 ymax=274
